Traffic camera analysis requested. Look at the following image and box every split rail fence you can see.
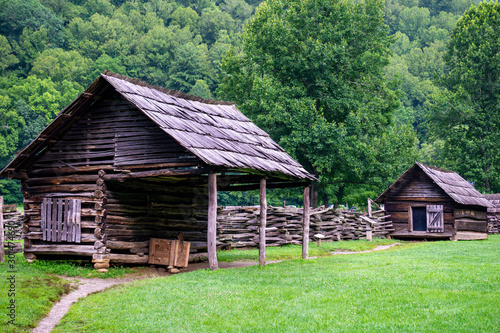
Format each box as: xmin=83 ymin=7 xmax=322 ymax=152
xmin=217 ymin=205 xmax=393 ymax=249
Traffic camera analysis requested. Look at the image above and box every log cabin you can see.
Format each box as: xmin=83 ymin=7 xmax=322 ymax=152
xmin=375 ymin=162 xmax=492 ymax=240
xmin=0 ymin=71 xmax=316 ymax=270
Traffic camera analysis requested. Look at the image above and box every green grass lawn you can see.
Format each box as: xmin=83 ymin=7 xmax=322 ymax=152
xmin=217 ymin=238 xmax=399 ymax=262
xmin=0 ymin=253 xmax=72 ymax=332
xmin=0 ymin=253 xmax=139 ymax=332
xmin=0 ymin=239 xmax=396 ymax=332
xmin=53 ymin=235 xmax=500 ymax=332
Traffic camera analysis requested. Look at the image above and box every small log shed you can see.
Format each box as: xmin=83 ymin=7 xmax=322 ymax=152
xmin=0 ymin=72 xmax=317 ymax=270
xmin=376 ymin=162 xmax=492 ymax=240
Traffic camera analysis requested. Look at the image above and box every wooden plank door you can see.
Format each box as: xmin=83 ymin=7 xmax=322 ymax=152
xmin=427 ymin=205 xmax=444 ymax=232
xmin=41 ymin=198 xmax=81 ymax=242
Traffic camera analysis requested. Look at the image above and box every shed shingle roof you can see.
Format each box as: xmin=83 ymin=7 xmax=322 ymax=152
xmin=376 ymin=162 xmax=492 ymax=208
xmin=1 ymin=72 xmax=316 ymax=181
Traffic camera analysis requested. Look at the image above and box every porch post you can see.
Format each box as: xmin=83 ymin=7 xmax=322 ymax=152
xmin=208 ymin=172 xmax=218 ymax=270
xmin=259 ymin=178 xmax=267 ymax=266
xmin=302 ymin=186 xmax=311 ymax=260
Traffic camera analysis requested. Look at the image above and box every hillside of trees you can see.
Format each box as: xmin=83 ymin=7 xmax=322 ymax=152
xmin=0 ymin=0 xmax=496 ymax=207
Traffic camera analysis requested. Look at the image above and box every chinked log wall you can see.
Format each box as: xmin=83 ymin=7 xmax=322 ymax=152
xmin=488 ymin=198 xmax=500 ymax=234
xmin=217 ymin=206 xmax=393 ymax=248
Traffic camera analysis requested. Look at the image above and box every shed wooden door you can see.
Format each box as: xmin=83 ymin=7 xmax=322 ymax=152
xmin=412 ymin=207 xmax=427 ymax=231
xmin=427 ymin=205 xmax=444 ymax=233
xmin=41 ymin=198 xmax=81 ymax=242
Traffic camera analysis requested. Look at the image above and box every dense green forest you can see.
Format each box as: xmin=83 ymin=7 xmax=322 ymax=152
xmin=0 ymin=0 xmax=497 ymax=207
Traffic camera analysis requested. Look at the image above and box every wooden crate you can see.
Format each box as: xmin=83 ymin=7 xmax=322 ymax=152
xmin=148 ymin=238 xmax=190 ymax=268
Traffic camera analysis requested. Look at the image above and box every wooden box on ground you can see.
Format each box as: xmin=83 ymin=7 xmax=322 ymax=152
xmin=148 ymin=238 xmax=190 ymax=268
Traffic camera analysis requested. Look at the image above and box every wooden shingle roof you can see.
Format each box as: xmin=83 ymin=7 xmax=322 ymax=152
xmin=376 ymin=162 xmax=492 ymax=208
xmin=485 ymin=194 xmax=500 ymax=213
xmin=1 ymin=72 xmax=315 ymax=181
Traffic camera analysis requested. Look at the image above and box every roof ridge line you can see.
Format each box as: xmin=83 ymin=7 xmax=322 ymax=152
xmin=101 ymin=70 xmax=234 ymax=106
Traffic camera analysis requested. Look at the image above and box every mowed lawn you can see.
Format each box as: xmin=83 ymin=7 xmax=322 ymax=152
xmin=54 ymin=236 xmax=500 ymax=332
xmin=0 ymin=251 xmax=138 ymax=333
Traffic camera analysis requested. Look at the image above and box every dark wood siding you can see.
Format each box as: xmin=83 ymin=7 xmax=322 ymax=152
xmin=454 ymin=206 xmax=488 ymax=233
xmin=23 ymin=91 xmax=203 ymax=260
xmin=104 ymin=178 xmax=209 ymax=263
xmin=33 ymin=92 xmax=199 ymax=170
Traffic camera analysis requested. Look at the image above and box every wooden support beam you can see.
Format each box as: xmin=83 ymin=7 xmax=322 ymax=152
xmin=104 ymin=168 xmax=205 ymax=181
xmin=259 ymin=178 xmax=267 ymax=266
xmin=221 ymin=181 xmax=310 ymax=192
xmin=302 ymin=186 xmax=310 ymax=260
xmin=208 ymin=172 xmax=218 ymax=270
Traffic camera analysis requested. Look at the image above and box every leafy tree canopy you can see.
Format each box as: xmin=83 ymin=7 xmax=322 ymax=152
xmin=430 ymin=1 xmax=500 ymax=192
xmin=0 ymin=0 xmax=64 ymax=45
xmin=219 ymin=0 xmax=417 ymax=206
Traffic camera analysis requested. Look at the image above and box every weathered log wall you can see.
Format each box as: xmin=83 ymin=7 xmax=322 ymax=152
xmin=217 ymin=206 xmax=393 ymax=248
xmin=487 ymin=196 xmax=500 ymax=234
xmin=22 ymin=171 xmax=107 ymax=260
xmin=103 ymin=177 xmax=208 ymax=265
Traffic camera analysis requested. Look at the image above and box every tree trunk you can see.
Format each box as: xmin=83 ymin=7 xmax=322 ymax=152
xmin=334 ymin=185 xmax=345 ymax=209
xmin=310 ymin=182 xmax=319 ymax=208
xmin=323 ymin=193 xmax=329 ymax=208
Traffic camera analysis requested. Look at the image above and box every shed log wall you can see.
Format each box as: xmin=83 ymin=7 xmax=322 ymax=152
xmin=487 ymin=196 xmax=500 ymax=234
xmin=104 ymin=178 xmax=208 ymax=263
xmin=32 ymin=92 xmax=200 ymax=172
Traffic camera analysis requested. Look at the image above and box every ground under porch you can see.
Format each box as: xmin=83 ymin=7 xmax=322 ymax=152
xmin=100 ymin=171 xmax=312 ymax=270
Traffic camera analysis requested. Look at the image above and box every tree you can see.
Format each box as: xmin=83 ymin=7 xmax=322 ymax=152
xmin=171 ymin=6 xmax=199 ymax=28
xmin=30 ymin=48 xmax=93 ymax=86
xmin=0 ymin=95 xmax=24 ymax=166
xmin=168 ymin=42 xmax=211 ymax=92
xmin=398 ymin=6 xmax=430 ymax=42
xmin=15 ymin=27 xmax=50 ymax=73
xmin=189 ymin=79 xmax=212 ymax=99
xmin=430 ymin=1 xmax=500 ymax=192
xmin=0 ymin=0 xmax=64 ymax=46
xmin=219 ymin=0 xmax=417 ymax=206
xmin=8 ymin=75 xmax=77 ymax=123
xmin=0 ymin=35 xmax=19 ymax=74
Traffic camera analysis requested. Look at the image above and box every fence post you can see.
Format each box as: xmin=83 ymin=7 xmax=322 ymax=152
xmin=366 ymin=198 xmax=373 ymax=242
xmin=302 ymin=186 xmax=311 ymax=260
xmin=207 ymin=172 xmax=218 ymax=271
